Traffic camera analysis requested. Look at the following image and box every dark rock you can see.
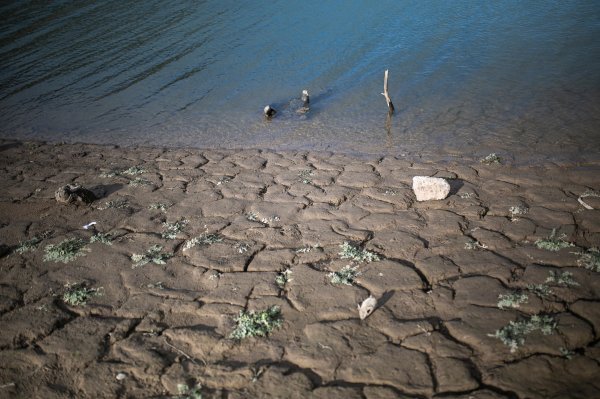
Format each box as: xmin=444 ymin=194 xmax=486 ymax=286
xmin=54 ymin=184 xmax=97 ymax=204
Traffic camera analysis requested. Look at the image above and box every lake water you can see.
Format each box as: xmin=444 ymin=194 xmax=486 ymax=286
xmin=1 ymin=1 xmax=599 ymax=163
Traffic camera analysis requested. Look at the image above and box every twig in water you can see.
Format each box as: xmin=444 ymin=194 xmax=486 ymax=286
xmin=381 ymin=69 xmax=395 ymax=113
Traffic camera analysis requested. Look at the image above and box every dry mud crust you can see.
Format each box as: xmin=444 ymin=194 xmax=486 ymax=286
xmin=0 ymin=140 xmax=599 ymax=398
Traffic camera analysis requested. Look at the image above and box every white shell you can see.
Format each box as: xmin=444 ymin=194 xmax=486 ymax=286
xmin=358 ymin=295 xmax=377 ymax=319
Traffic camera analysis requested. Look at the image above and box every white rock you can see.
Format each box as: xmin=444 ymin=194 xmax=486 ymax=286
xmin=358 ymin=295 xmax=377 ymax=320
xmin=412 ymin=176 xmax=450 ymax=201
xmin=116 ymin=372 xmax=127 ymax=381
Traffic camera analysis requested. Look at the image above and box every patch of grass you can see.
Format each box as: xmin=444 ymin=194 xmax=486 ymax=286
xmin=574 ymin=248 xmax=600 ymax=272
xmin=216 ymin=176 xmax=232 ymax=185
xmin=129 ymin=177 xmax=152 ymax=186
xmin=149 ymin=202 xmax=172 ymax=212
xmin=161 ymin=219 xmax=188 ymax=239
xmin=44 ymin=238 xmax=88 ymax=263
xmin=328 ymin=265 xmax=361 ymax=285
xmin=383 ymin=188 xmax=399 ymax=196
xmin=275 ymin=269 xmax=293 ymax=288
xmin=458 ymin=192 xmax=474 ymax=199
xmin=527 ymin=283 xmax=553 ymax=299
xmin=122 ymin=166 xmax=146 ymax=176
xmin=90 ymin=232 xmax=114 ymax=245
xmin=535 ymin=229 xmax=574 ymax=251
xmin=260 ymin=215 xmax=280 ymax=225
xmin=497 ymin=292 xmax=529 ymax=310
xmin=183 ymin=233 xmax=222 ymax=251
xmin=480 ymin=153 xmax=502 ymax=165
xmin=99 ymin=199 xmax=129 ymax=210
xmin=229 ymin=306 xmax=283 ymax=340
xmin=99 ymin=170 xmax=119 ymax=178
xmin=63 ymin=283 xmax=103 ymax=306
xmin=339 ymin=242 xmax=380 ymax=263
xmin=15 ymin=231 xmax=52 ymax=254
xmin=131 ymin=245 xmax=172 ymax=268
xmin=489 ymin=314 xmax=557 ymax=352
xmin=176 ymin=383 xmax=202 ymax=399
xmin=545 ymin=271 xmax=579 ymax=287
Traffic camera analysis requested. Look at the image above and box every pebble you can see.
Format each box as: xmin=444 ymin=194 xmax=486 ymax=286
xmin=412 ymin=176 xmax=450 ymax=201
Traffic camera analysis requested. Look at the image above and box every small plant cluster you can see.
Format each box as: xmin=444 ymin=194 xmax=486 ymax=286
xmin=527 ymin=283 xmax=553 ymax=299
xmin=176 ymin=383 xmax=202 ymax=399
xmin=298 ymin=169 xmax=314 ymax=184
xmin=63 ymin=282 xmax=103 ymax=306
xmin=497 ymin=292 xmax=529 ymax=309
xmin=162 ymin=219 xmax=188 ymax=239
xmin=90 ymin=232 xmax=114 ymax=245
xmin=229 ymin=306 xmax=283 ymax=340
xmin=575 ymin=248 xmax=600 ymax=272
xmin=131 ymin=245 xmax=172 ymax=268
xmin=489 ymin=314 xmax=557 ymax=352
xmin=44 ymin=238 xmax=88 ymax=263
xmin=339 ymin=242 xmax=380 ymax=263
xmin=535 ymin=229 xmax=574 ymax=251
xmin=480 ymin=153 xmax=502 ymax=165
xmin=464 ymin=239 xmax=488 ymax=250
xmin=149 ymin=202 xmax=171 ymax=212
xmin=216 ymin=176 xmax=232 ymax=185
xmin=275 ymin=269 xmax=293 ymax=288
xmin=245 ymin=212 xmax=258 ymax=222
xmin=183 ymin=233 xmax=222 ymax=251
xmin=509 ymin=205 xmax=529 ymax=221
xmin=15 ymin=230 xmax=52 ymax=254
xmin=235 ymin=242 xmax=250 ymax=253
xmin=328 ymin=265 xmax=361 ymax=285
xmin=295 ymin=244 xmax=322 ymax=254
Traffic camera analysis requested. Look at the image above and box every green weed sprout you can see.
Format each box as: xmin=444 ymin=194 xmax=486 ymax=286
xmin=230 ymin=306 xmax=283 ymax=340
xmin=298 ymin=169 xmax=314 ymax=184
xmin=275 ymin=269 xmax=293 ymax=288
xmin=90 ymin=233 xmax=114 ymax=245
xmin=328 ymin=265 xmax=361 ymax=285
xmin=535 ymin=229 xmax=574 ymax=251
xmin=149 ymin=202 xmax=171 ymax=212
xmin=176 ymin=383 xmax=202 ymax=399
xmin=527 ymin=283 xmax=553 ymax=299
xmin=489 ymin=314 xmax=557 ymax=352
xmin=339 ymin=242 xmax=380 ymax=263
xmin=161 ymin=219 xmax=188 ymax=239
xmin=122 ymin=166 xmax=146 ymax=176
xmin=480 ymin=153 xmax=502 ymax=165
xmin=574 ymin=248 xmax=600 ymax=272
xmin=545 ymin=271 xmax=579 ymax=287
xmin=497 ymin=292 xmax=528 ymax=309
xmin=99 ymin=199 xmax=129 ymax=210
xmin=63 ymin=283 xmax=103 ymax=306
xmin=131 ymin=245 xmax=172 ymax=268
xmin=44 ymin=238 xmax=88 ymax=263
xmin=183 ymin=233 xmax=222 ymax=251
xmin=129 ymin=177 xmax=151 ymax=186
xmin=15 ymin=230 xmax=52 ymax=254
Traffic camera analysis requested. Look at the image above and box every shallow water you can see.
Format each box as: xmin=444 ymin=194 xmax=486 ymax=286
xmin=1 ymin=1 xmax=599 ymax=162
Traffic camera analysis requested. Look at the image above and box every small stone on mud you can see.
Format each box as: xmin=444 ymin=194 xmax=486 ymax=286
xmin=116 ymin=372 xmax=127 ymax=381
xmin=412 ymin=176 xmax=450 ymax=201
xmin=55 ymin=184 xmax=97 ymax=204
xmin=358 ymin=295 xmax=378 ymax=319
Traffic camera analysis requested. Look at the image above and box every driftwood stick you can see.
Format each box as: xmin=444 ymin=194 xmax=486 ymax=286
xmin=163 ymin=338 xmax=206 ymax=366
xmin=381 ymin=69 xmax=395 ymax=113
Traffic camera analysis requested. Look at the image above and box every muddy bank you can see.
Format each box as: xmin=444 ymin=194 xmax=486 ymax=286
xmin=0 ymin=140 xmax=599 ymax=398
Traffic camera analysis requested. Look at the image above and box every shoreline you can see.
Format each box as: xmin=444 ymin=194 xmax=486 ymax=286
xmin=1 ymin=139 xmax=599 ymax=398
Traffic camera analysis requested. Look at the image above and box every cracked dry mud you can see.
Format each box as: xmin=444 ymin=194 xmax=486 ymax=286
xmin=0 ymin=140 xmax=599 ymax=398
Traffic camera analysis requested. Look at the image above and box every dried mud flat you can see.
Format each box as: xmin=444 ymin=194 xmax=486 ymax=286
xmin=0 ymin=140 xmax=599 ymax=399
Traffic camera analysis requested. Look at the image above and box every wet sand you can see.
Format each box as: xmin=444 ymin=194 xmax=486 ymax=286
xmin=0 ymin=140 xmax=599 ymax=398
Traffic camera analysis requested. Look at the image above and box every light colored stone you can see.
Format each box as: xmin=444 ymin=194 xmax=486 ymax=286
xmin=412 ymin=176 xmax=450 ymax=201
